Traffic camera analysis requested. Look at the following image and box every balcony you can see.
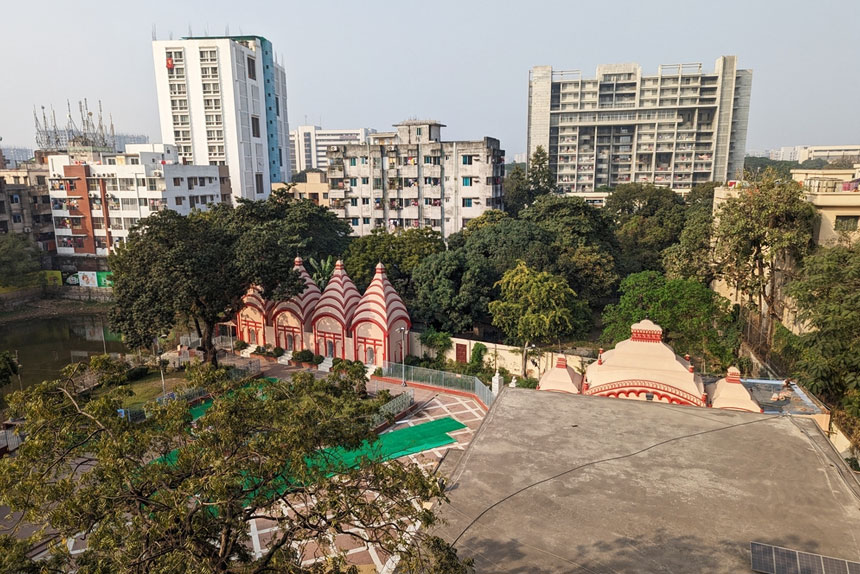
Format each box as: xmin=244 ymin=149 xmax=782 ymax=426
xmin=328 ymin=189 xmax=345 ymax=199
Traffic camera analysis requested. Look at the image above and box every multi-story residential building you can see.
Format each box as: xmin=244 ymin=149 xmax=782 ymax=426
xmin=272 ymin=172 xmax=330 ymax=206
xmin=0 ymin=147 xmax=35 ymax=169
xmin=795 ymin=145 xmax=860 ymax=164
xmin=46 ymin=144 xmax=230 ymax=268
xmin=0 ymin=157 xmax=55 ymax=251
xmin=289 ymin=126 xmax=375 ymax=174
xmin=326 ymin=120 xmax=504 ymax=238
xmin=527 ymin=56 xmax=752 ymax=205
xmin=152 ymin=35 xmax=290 ymax=202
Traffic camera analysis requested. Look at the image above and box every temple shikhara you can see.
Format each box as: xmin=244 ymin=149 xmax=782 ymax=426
xmin=537 ymin=319 xmax=761 ymax=413
xmin=236 ymin=258 xmax=410 ymax=364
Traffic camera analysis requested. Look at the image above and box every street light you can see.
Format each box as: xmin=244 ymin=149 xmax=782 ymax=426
xmin=397 ymin=326 xmax=408 ymax=387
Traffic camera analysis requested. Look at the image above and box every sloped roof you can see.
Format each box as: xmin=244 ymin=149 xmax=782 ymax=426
xmin=537 ymin=355 xmax=582 ymax=394
xmin=585 ymin=319 xmax=705 ymax=403
xmin=270 ymin=257 xmax=320 ymax=324
xmin=352 ymin=262 xmax=411 ymax=333
xmin=311 ymin=260 xmax=361 ymax=328
xmin=710 ymin=367 xmax=762 ymax=413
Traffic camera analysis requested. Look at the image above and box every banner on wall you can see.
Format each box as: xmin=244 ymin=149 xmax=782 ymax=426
xmin=96 ymin=271 xmax=113 ymax=287
xmin=78 ymin=272 xmax=98 ymax=288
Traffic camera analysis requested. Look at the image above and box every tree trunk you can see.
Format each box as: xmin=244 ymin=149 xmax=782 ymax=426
xmin=521 ymin=340 xmax=529 ymax=377
xmin=203 ymin=321 xmax=218 ymax=366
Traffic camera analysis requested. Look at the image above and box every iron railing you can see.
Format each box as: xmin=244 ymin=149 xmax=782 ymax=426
xmin=370 ymin=390 xmax=415 ymax=427
xmin=379 ymin=362 xmax=495 ymax=406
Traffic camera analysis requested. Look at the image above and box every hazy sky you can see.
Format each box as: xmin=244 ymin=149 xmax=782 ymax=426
xmin=2 ymin=0 xmax=858 ymax=156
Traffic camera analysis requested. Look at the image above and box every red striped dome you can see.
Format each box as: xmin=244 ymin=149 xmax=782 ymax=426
xmin=352 ymin=263 xmax=411 ymax=332
xmin=311 ymin=260 xmax=361 ymax=328
xmin=269 ymin=256 xmax=321 ymax=326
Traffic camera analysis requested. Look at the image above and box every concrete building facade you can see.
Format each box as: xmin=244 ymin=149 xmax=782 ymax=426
xmin=272 ymin=172 xmax=330 ymax=206
xmin=289 ymin=126 xmax=375 ymax=174
xmin=527 ymin=56 xmax=752 ymax=205
xmin=152 ymin=35 xmax=290 ymax=202
xmin=326 ymin=120 xmax=504 ymax=238
xmin=46 ymin=144 xmax=230 ymax=266
xmin=0 ymin=158 xmax=55 ymax=251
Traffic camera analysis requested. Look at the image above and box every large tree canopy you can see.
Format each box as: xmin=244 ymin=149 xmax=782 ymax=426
xmin=601 ymin=271 xmax=740 ymax=372
xmin=603 ymin=183 xmax=687 ymax=275
xmin=787 ymin=242 xmax=860 ymax=406
xmin=0 ymin=234 xmax=41 ymax=287
xmin=662 ymin=182 xmax=718 ymax=284
xmin=110 ymin=198 xmax=351 ymax=363
xmin=0 ymin=362 xmax=468 ymax=573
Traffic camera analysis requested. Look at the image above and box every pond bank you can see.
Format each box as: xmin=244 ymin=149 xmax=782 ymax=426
xmin=0 ymin=299 xmax=112 ymax=327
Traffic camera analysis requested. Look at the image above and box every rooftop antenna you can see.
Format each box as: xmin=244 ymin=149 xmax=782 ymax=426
xmin=187 ymin=24 xmax=192 ymax=37
xmin=151 ymin=23 xmax=157 ymax=41
xmin=203 ymin=25 xmax=209 ymax=36
xmin=225 ymin=24 xmax=230 ymax=36
xmin=169 ymin=30 xmax=173 ymax=40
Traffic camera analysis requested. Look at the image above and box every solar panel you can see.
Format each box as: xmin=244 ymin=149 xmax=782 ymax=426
xmin=751 ymin=543 xmax=860 ymax=574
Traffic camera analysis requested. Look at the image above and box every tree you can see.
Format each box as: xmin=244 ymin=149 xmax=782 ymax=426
xmin=601 ymin=271 xmax=740 ymax=372
xmin=412 ymin=250 xmax=482 ymax=334
xmin=786 ymin=242 xmax=860 ymax=404
xmin=307 ymin=255 xmax=336 ymax=287
xmin=419 ymin=327 xmax=453 ymax=364
xmin=502 ymin=165 xmax=530 ymax=216
xmin=110 ymin=198 xmax=351 ymax=364
xmin=343 ymin=227 xmax=444 ymax=301
xmin=713 ymin=170 xmax=816 ymax=339
xmin=799 ymin=158 xmax=827 ymax=169
xmin=489 ymin=261 xmax=588 ymax=375
xmin=519 ymin=194 xmax=619 ymax=304
xmin=662 ymin=182 xmax=719 ymax=284
xmin=603 ymin=183 xmax=687 ymax=275
xmin=744 ymin=156 xmax=799 ymax=180
xmin=0 ymin=351 xmax=18 ymax=387
xmin=824 ymin=156 xmax=860 ymax=169
xmin=0 ymin=234 xmax=40 ymax=287
xmin=527 ymin=146 xmax=556 ymax=198
xmin=0 ymin=365 xmax=467 ymax=573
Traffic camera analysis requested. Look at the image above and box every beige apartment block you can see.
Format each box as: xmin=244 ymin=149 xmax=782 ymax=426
xmin=527 ymin=56 xmax=751 ymax=205
xmin=326 ymin=120 xmax=504 ymax=238
xmin=272 ymin=171 xmax=331 ymax=206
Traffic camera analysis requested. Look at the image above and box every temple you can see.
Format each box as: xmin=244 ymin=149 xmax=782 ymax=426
xmin=236 ymin=258 xmax=410 ymax=364
xmin=538 ymin=319 xmax=760 ymax=412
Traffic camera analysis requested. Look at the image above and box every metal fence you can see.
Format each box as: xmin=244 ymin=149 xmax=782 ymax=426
xmin=180 ymin=335 xmax=202 ymax=349
xmin=370 ymin=390 xmax=415 ymax=427
xmin=379 ymin=363 xmax=495 ymax=406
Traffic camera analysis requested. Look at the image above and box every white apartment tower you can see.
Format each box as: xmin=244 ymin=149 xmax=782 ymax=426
xmin=527 ymin=56 xmax=752 ymax=201
xmin=326 ymin=120 xmax=504 ymax=238
xmin=152 ymin=35 xmax=290 ymax=202
xmin=289 ymin=126 xmax=376 ymax=174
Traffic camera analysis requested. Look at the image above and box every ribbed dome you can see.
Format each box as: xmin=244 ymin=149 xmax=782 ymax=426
xmin=270 ymin=256 xmax=321 ymax=325
xmin=311 ymin=260 xmax=361 ymax=327
xmin=352 ymin=262 xmax=411 ymax=332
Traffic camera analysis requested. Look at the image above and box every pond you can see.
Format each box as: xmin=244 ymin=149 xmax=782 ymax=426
xmin=0 ymin=314 xmax=128 ymax=398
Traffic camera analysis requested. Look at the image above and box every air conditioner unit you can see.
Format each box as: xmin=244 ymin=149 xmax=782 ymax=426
xmin=387 ymin=146 xmax=397 ymax=152
xmin=329 ymin=146 xmax=340 ymax=152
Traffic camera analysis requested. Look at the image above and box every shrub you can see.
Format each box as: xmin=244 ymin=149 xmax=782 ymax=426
xmin=312 ymin=354 xmax=325 ymax=365
xmin=517 ymin=377 xmax=539 ymax=389
xmin=373 ymin=367 xmax=383 ymax=377
xmin=253 ymin=346 xmax=266 ymax=355
xmin=234 ymin=340 xmax=249 ymax=351
xmin=469 ymin=343 xmax=487 ymax=367
xmin=125 ymin=366 xmax=149 ymax=382
xmin=272 ymin=347 xmax=285 ymax=358
xmin=292 ymin=350 xmax=314 ymax=363
xmin=404 ymin=354 xmax=422 ymax=367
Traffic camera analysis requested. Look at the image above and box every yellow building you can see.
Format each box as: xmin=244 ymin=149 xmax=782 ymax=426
xmin=271 ymin=172 xmax=330 ymax=206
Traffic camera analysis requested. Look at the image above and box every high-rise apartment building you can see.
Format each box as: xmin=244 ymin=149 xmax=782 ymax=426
xmin=289 ymin=126 xmax=376 ymax=174
xmin=326 ymin=120 xmax=504 ymax=238
xmin=152 ymin=35 xmax=290 ymax=202
xmin=0 ymin=157 xmax=55 ymax=251
xmin=527 ymin=56 xmax=751 ymax=204
xmin=47 ymin=144 xmax=230 ymax=267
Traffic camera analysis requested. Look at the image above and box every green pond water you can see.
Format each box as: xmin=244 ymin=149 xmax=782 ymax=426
xmin=0 ymin=314 xmax=128 ymax=397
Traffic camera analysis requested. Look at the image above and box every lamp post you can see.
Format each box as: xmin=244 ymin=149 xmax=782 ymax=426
xmin=398 ymin=326 xmax=408 ymax=387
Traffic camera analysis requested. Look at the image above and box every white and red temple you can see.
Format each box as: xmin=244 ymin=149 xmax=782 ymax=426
xmin=537 ymin=319 xmax=759 ymax=412
xmin=236 ymin=258 xmax=410 ymax=364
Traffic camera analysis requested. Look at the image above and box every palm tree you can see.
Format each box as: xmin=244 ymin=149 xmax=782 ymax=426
xmin=307 ymin=255 xmax=335 ymax=287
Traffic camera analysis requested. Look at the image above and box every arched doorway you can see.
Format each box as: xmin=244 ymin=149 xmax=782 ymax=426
xmin=366 ymin=347 xmax=375 ymax=365
xmin=286 ymin=334 xmax=294 ymax=351
xmin=326 ymin=341 xmax=334 ymax=357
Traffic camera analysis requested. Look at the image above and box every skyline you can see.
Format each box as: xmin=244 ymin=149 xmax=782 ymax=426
xmin=1 ymin=0 xmax=859 ymax=157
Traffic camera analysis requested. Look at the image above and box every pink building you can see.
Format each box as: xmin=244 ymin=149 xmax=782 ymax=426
xmin=236 ymin=259 xmax=410 ymax=365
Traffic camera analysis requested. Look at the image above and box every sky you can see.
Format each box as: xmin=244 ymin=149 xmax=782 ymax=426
xmin=1 ymin=0 xmax=858 ymax=157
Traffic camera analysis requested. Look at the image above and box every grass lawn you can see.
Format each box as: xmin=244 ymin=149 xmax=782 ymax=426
xmin=92 ymin=371 xmax=187 ymax=409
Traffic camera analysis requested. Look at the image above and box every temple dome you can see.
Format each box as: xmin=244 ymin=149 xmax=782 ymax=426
xmin=352 ymin=262 xmax=411 ymax=332
xmin=710 ymin=367 xmax=762 ymax=413
xmin=537 ymin=355 xmax=582 ymax=394
xmin=311 ymin=260 xmax=361 ymax=328
xmin=270 ymin=256 xmax=321 ymax=326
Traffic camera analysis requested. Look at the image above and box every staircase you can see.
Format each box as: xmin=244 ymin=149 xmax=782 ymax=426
xmin=277 ymin=351 xmax=293 ymax=365
xmin=318 ymin=357 xmax=334 ymax=373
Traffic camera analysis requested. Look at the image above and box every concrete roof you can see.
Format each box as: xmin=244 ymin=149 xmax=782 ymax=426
xmin=436 ymin=389 xmax=860 ymax=573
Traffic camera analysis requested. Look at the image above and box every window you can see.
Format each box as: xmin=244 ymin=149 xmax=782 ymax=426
xmin=91 ymin=216 xmax=104 ymax=230
xmin=462 ymin=155 xmax=473 ymax=165
xmin=121 ymin=198 xmax=138 ymax=209
xmin=349 ymin=178 xmax=357 ymax=187
xmin=462 ymin=198 xmax=473 ymax=208
xmin=174 ymin=196 xmax=184 ymax=206
xmin=350 ymin=198 xmax=358 ymax=207
xmin=349 ymin=158 xmax=357 ymax=166
xmin=351 ymin=218 xmax=359 ymax=226
xmin=0 ymin=201 xmax=5 ymax=214
xmin=36 ymin=176 xmax=46 ymax=185
xmin=417 ymin=128 xmax=422 ymax=135
xmin=363 ymin=217 xmax=370 ymax=224
xmin=275 ymin=96 xmax=279 ymax=117
xmin=373 ymin=178 xmax=383 ymax=189
xmin=187 ymin=177 xmax=195 ymax=190
xmin=462 ymin=177 xmax=472 ymax=186
xmin=362 ymin=198 xmax=370 ymax=205
xmin=10 ymin=194 xmax=20 ymax=204
xmin=835 ymin=215 xmax=859 ymax=231
xmin=247 ymin=56 xmax=256 ymax=79
xmin=361 ymin=177 xmax=369 ymax=185
xmin=251 ymin=116 xmax=260 ymax=138
xmin=173 ymin=177 xmax=182 ymax=186
xmin=255 ymin=173 xmax=264 ymax=194
xmin=361 ymin=157 xmax=368 ymax=165
xmin=12 ymin=214 xmax=22 ymax=223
